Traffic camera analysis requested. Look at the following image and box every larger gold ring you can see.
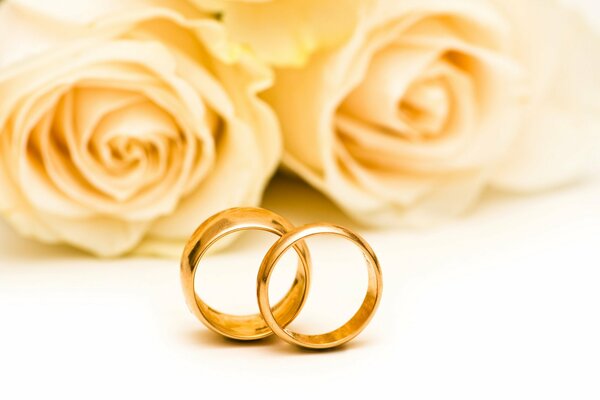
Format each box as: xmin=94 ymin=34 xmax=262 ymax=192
xmin=180 ymin=207 xmax=311 ymax=340
xmin=257 ymin=223 xmax=383 ymax=349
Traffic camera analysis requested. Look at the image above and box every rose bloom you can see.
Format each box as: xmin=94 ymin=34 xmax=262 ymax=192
xmin=194 ymin=0 xmax=369 ymax=66
xmin=259 ymin=0 xmax=600 ymax=226
xmin=0 ymin=0 xmax=280 ymax=256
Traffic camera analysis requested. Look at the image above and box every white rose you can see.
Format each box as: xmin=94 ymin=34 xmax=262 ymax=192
xmin=489 ymin=0 xmax=600 ymax=190
xmin=0 ymin=0 xmax=280 ymax=256
xmin=263 ymin=0 xmax=600 ymax=226
xmin=192 ymin=0 xmax=370 ymax=66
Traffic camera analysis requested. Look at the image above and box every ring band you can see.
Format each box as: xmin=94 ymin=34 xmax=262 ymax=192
xmin=180 ymin=207 xmax=311 ymax=341
xmin=257 ymin=223 xmax=383 ymax=349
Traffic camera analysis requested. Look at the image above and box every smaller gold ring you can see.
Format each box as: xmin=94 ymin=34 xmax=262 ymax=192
xmin=180 ymin=207 xmax=311 ymax=341
xmin=257 ymin=223 xmax=383 ymax=349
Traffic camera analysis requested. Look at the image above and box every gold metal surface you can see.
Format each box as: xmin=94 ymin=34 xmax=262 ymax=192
xmin=180 ymin=207 xmax=311 ymax=341
xmin=257 ymin=223 xmax=383 ymax=350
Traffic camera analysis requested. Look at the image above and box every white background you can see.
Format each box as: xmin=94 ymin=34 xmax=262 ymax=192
xmin=1 ymin=1 xmax=599 ymax=399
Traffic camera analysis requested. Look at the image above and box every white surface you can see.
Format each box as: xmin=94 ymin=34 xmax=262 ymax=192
xmin=1 ymin=171 xmax=599 ymax=399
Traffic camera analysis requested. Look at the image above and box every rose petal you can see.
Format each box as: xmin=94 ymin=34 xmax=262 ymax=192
xmin=490 ymin=0 xmax=600 ymax=190
xmin=194 ymin=0 xmax=370 ymax=66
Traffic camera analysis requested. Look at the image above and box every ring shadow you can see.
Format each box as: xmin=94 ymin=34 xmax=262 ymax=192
xmin=183 ymin=327 xmax=373 ymax=356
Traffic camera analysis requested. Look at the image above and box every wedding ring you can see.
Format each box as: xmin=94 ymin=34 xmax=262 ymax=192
xmin=257 ymin=223 xmax=383 ymax=349
xmin=180 ymin=207 xmax=311 ymax=341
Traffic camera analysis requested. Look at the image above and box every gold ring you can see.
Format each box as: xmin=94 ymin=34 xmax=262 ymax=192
xmin=257 ymin=223 xmax=383 ymax=349
xmin=180 ymin=207 xmax=311 ymax=341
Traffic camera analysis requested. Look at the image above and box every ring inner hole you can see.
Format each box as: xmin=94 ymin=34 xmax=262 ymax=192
xmin=270 ymin=234 xmax=369 ymax=335
xmin=196 ymin=230 xmax=298 ymax=316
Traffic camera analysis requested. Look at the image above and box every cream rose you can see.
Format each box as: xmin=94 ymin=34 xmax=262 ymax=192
xmin=192 ymin=0 xmax=370 ymax=66
xmin=0 ymin=0 xmax=280 ymax=256
xmin=262 ymin=0 xmax=600 ymax=226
